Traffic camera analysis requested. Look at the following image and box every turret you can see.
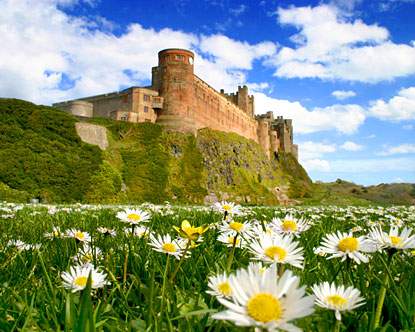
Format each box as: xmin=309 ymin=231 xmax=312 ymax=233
xmin=152 ymin=49 xmax=196 ymax=133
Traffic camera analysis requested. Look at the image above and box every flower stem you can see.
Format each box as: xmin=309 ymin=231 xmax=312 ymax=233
xmin=373 ymin=252 xmax=394 ymax=329
xmin=169 ymin=241 xmax=190 ymax=282
xmin=226 ymin=233 xmax=238 ymax=273
xmin=159 ymin=255 xmax=170 ymax=327
xmin=333 ymin=316 xmax=341 ymax=332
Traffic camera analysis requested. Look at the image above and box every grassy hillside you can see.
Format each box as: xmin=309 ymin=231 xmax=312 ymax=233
xmin=302 ymin=179 xmax=415 ymax=206
xmin=0 ymin=99 xmax=103 ymax=202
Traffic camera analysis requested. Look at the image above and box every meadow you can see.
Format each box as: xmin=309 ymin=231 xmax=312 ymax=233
xmin=1 ymin=202 xmax=414 ymax=332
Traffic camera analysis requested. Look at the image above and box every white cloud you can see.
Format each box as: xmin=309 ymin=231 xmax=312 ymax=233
xmin=328 ymin=157 xmax=415 ymax=172
xmin=230 ymin=4 xmax=248 ymax=16
xmin=377 ymin=143 xmax=415 ymax=156
xmin=199 ymin=34 xmax=276 ymax=70
xmin=340 ymin=141 xmax=365 ymax=151
xmin=0 ymin=0 xmax=275 ymax=105
xmin=268 ymin=4 xmax=415 ymax=82
xmin=300 ymin=159 xmax=331 ymax=172
xmin=254 ymin=92 xmax=366 ymax=134
xmin=368 ymin=87 xmax=415 ymax=122
xmin=393 ymin=177 xmax=404 ymax=183
xmin=332 ymin=90 xmax=356 ymax=100
xmin=298 ymin=141 xmax=336 ymax=159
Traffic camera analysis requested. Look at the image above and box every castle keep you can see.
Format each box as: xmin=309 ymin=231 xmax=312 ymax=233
xmin=53 ymin=48 xmax=298 ymax=159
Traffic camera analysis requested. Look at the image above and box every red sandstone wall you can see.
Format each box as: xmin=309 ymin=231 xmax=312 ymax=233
xmin=193 ymin=76 xmax=258 ymax=142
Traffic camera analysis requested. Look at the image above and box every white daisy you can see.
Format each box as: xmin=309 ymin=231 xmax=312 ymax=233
xmin=218 ymin=219 xmax=253 ymax=238
xmin=369 ymin=226 xmax=415 ymax=251
xmin=97 ymin=227 xmax=117 ymax=237
xmin=248 ymin=232 xmax=304 ymax=269
xmin=211 ymin=263 xmax=315 ymax=331
xmin=270 ymin=215 xmax=311 ymax=237
xmin=44 ymin=226 xmax=64 ymax=239
xmin=311 ymin=282 xmax=365 ymax=321
xmin=64 ymin=228 xmax=91 ymax=243
xmin=147 ymin=234 xmax=188 ymax=259
xmin=316 ymin=231 xmax=376 ymax=264
xmin=217 ymin=232 xmax=247 ymax=248
xmin=116 ymin=208 xmax=151 ymax=225
xmin=212 ymin=201 xmax=242 ymax=217
xmin=125 ymin=225 xmax=149 ymax=238
xmin=73 ymin=244 xmax=103 ymax=264
xmin=206 ymin=271 xmax=233 ymax=299
xmin=61 ymin=262 xmax=110 ymax=293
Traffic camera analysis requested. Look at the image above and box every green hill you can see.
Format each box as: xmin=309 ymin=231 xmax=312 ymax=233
xmin=0 ymin=98 xmax=313 ymax=205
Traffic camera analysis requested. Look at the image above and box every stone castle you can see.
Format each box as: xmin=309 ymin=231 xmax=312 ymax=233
xmin=53 ymin=48 xmax=298 ymax=159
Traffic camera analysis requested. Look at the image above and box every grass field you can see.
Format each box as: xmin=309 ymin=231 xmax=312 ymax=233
xmin=1 ymin=202 xmax=414 ymax=331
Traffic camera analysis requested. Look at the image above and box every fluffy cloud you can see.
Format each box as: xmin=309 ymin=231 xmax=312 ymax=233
xmin=254 ymin=92 xmax=366 ymax=134
xmin=377 ymin=143 xmax=415 ymax=156
xmin=332 ymin=90 xmax=356 ymax=100
xmin=297 ymin=141 xmax=336 ymax=159
xmin=368 ymin=87 xmax=415 ymax=122
xmin=268 ymin=4 xmax=415 ymax=82
xmin=300 ymin=159 xmax=331 ymax=172
xmin=340 ymin=141 xmax=365 ymax=151
xmin=0 ymin=0 xmax=274 ymax=105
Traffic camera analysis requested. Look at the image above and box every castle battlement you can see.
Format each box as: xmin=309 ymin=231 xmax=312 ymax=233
xmin=53 ymin=49 xmax=297 ymax=160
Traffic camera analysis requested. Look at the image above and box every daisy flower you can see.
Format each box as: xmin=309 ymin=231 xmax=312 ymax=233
xmin=248 ymin=232 xmax=304 ymax=269
xmin=212 ymin=201 xmax=242 ymax=217
xmin=73 ymin=244 xmax=103 ymax=264
xmin=270 ymin=215 xmax=311 ymax=237
xmin=125 ymin=225 xmax=149 ymax=238
xmin=65 ymin=228 xmax=91 ymax=243
xmin=316 ymin=231 xmax=376 ymax=264
xmin=211 ymin=263 xmax=315 ymax=331
xmin=217 ymin=232 xmax=247 ymax=248
xmin=148 ymin=234 xmax=188 ymax=259
xmin=218 ymin=219 xmax=253 ymax=238
xmin=97 ymin=227 xmax=117 ymax=237
xmin=116 ymin=208 xmax=151 ymax=225
xmin=62 ymin=262 xmax=110 ymax=293
xmin=311 ymin=282 xmax=365 ymax=321
xmin=44 ymin=226 xmax=64 ymax=239
xmin=206 ymin=271 xmax=233 ymax=299
xmin=369 ymin=226 xmax=415 ymax=251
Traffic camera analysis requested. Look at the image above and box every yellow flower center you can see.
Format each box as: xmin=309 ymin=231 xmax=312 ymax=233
xmin=327 ymin=295 xmax=348 ymax=308
xmin=282 ymin=220 xmax=297 ymax=231
xmin=162 ymin=243 xmax=176 ymax=252
xmin=247 ymin=292 xmax=282 ymax=323
xmin=265 ymin=246 xmax=287 ymax=261
xmin=218 ymin=282 xmax=231 ymax=295
xmin=229 ymin=222 xmax=243 ymax=231
xmin=75 ymin=232 xmax=85 ymax=240
xmin=127 ymin=213 xmax=140 ymax=221
xmin=222 ymin=205 xmax=232 ymax=211
xmin=74 ymin=276 xmax=93 ymax=287
xmin=338 ymin=237 xmax=358 ymax=252
xmin=387 ymin=235 xmax=403 ymax=247
xmin=228 ymin=237 xmax=240 ymax=245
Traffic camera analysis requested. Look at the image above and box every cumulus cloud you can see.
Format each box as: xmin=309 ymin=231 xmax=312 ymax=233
xmin=332 ymin=90 xmax=356 ymax=100
xmin=0 ymin=0 xmax=274 ymax=105
xmin=300 ymin=159 xmax=331 ymax=172
xmin=298 ymin=141 xmax=337 ymax=159
xmin=377 ymin=143 xmax=415 ymax=156
xmin=254 ymin=92 xmax=366 ymax=134
xmin=268 ymin=4 xmax=415 ymax=82
xmin=368 ymin=87 xmax=415 ymax=122
xmin=340 ymin=141 xmax=365 ymax=151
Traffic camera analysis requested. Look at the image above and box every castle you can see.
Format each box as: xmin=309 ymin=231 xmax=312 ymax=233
xmin=53 ymin=48 xmax=298 ymax=159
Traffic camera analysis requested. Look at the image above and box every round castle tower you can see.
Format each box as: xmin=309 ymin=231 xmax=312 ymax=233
xmin=152 ymin=49 xmax=196 ymax=133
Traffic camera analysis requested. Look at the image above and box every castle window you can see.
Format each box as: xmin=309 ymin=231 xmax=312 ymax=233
xmin=120 ymin=116 xmax=127 ymax=121
xmin=154 ymin=97 xmax=161 ymax=103
xmin=163 ymin=67 xmax=167 ymax=73
xmin=145 ymin=119 xmax=151 ymax=122
xmin=122 ymin=95 xmax=128 ymax=103
xmin=176 ymin=55 xmax=180 ymax=60
xmin=181 ymin=55 xmax=185 ymax=60
xmin=143 ymin=95 xmax=150 ymax=102
xmin=166 ymin=55 xmax=170 ymax=61
xmin=144 ymin=106 xmax=149 ymax=113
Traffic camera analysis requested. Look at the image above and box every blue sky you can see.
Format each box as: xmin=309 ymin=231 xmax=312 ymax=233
xmin=0 ymin=0 xmax=414 ymax=186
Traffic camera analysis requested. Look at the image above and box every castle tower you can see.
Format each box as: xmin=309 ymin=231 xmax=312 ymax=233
xmin=152 ymin=49 xmax=196 ymax=133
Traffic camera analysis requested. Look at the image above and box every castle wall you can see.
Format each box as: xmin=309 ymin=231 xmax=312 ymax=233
xmin=75 ymin=122 xmax=108 ymax=150
xmin=52 ymin=100 xmax=93 ymax=117
xmin=193 ymin=76 xmax=258 ymax=142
